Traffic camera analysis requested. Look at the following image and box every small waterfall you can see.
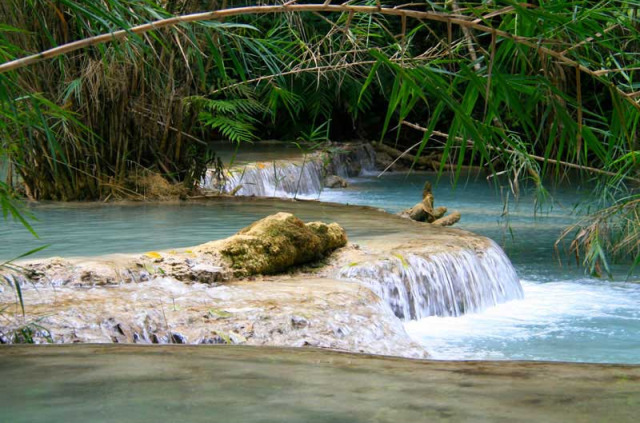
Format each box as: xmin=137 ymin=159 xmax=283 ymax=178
xmin=338 ymin=240 xmax=523 ymax=320
xmin=330 ymin=143 xmax=377 ymax=178
xmin=202 ymin=144 xmax=377 ymax=198
xmin=204 ymin=157 xmax=326 ymax=198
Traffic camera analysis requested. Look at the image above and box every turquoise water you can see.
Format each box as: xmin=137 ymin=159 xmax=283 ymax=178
xmin=319 ymin=172 xmax=592 ymax=279
xmin=0 ymin=199 xmax=409 ymax=260
xmin=1 ymin=172 xmax=638 ymax=364
xmin=318 ymin=172 xmax=640 ymax=363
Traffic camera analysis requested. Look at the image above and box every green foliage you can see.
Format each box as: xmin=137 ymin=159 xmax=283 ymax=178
xmin=558 ymin=194 xmax=640 ymax=277
xmin=360 ymin=1 xmax=640 ymax=271
xmin=189 ymin=88 xmax=266 ymax=144
xmin=0 ymin=181 xmax=35 ymax=237
xmin=1 ymin=0 xmax=638 ymax=273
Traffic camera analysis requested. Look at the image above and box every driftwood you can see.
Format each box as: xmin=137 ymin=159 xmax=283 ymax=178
xmin=405 ymin=181 xmax=435 ymax=221
xmin=433 ymin=206 xmax=447 ymax=220
xmin=401 ymin=181 xmax=460 ymax=227
xmin=374 ymin=142 xmax=440 ymax=170
xmin=374 ymin=141 xmax=484 ymax=173
xmin=432 ymin=211 xmax=461 ymax=226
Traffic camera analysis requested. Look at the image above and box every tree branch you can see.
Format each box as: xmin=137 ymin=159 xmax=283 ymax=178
xmin=1 ymin=4 xmax=636 ymax=110
xmin=401 ymin=121 xmax=640 ymax=184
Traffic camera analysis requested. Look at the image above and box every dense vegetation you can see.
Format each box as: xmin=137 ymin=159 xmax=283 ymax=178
xmin=1 ymin=1 xmax=638 ymax=273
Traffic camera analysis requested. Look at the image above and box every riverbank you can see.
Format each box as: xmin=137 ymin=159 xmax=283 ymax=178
xmin=1 ymin=344 xmax=638 ymax=423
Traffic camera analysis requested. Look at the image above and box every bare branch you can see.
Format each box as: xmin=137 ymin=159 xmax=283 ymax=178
xmin=401 ymin=121 xmax=640 ymax=184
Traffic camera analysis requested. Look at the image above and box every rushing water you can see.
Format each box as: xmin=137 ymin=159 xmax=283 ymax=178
xmin=1 ymin=158 xmax=638 ymax=363
xmin=317 ymin=172 xmax=640 ymax=363
xmin=405 ymin=279 xmax=640 ymax=363
xmin=339 ymin=241 xmax=522 ymax=320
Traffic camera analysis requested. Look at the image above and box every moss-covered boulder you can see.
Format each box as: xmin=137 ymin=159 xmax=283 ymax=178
xmin=214 ymin=212 xmax=347 ymax=276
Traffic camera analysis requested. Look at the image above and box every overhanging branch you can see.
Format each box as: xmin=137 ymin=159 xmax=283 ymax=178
xmin=1 ymin=3 xmax=637 ymax=110
xmin=402 ymin=121 xmax=640 ymax=184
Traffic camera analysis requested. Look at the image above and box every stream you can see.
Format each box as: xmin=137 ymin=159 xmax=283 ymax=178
xmin=1 ymin=166 xmax=638 ymax=364
xmin=318 ymin=172 xmax=640 ymax=364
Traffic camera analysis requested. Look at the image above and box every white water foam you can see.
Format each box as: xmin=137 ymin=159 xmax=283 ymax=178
xmin=202 ymin=144 xmax=376 ymax=198
xmin=338 ymin=240 xmax=523 ymax=320
xmin=405 ymin=278 xmax=640 ymax=362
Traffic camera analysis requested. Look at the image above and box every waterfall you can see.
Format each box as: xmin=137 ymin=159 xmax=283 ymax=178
xmin=338 ymin=240 xmax=523 ymax=320
xmin=202 ymin=144 xmax=377 ymax=198
xmin=203 ymin=157 xmax=326 ymax=198
xmin=330 ymin=143 xmax=377 ymax=178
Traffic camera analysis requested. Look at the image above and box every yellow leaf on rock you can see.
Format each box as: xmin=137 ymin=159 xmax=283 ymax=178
xmin=144 ymin=251 xmax=162 ymax=259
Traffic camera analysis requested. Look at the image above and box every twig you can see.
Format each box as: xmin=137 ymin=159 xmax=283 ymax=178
xmin=376 ymin=140 xmax=424 ymax=176
xmin=209 ymin=55 xmax=440 ymax=95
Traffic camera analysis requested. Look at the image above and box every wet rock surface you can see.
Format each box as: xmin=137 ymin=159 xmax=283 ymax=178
xmin=0 ymin=277 xmax=427 ymax=358
xmin=2 ymin=345 xmax=638 ymax=423
xmin=0 ymin=201 xmax=519 ymax=358
xmin=324 ymin=175 xmax=348 ymax=188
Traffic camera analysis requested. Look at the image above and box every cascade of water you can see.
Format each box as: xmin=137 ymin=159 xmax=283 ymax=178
xmin=202 ymin=144 xmax=377 ymax=198
xmin=204 ymin=157 xmax=326 ymax=198
xmin=330 ymin=143 xmax=377 ymax=178
xmin=338 ymin=240 xmax=523 ymax=320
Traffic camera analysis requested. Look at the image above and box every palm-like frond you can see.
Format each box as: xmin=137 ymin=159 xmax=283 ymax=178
xmin=0 ymin=1 xmax=638 ymax=272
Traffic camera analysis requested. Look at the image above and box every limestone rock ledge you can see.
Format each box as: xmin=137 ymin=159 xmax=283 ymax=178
xmin=8 ymin=212 xmax=347 ymax=286
xmin=0 ymin=277 xmax=426 ymax=358
xmin=0 ymin=212 xmax=426 ymax=358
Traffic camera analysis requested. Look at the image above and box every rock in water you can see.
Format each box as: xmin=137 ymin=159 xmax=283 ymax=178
xmin=212 ymin=212 xmax=347 ymax=276
xmin=324 ymin=175 xmax=348 ymax=188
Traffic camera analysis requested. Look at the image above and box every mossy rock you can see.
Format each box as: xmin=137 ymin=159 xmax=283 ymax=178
xmin=217 ymin=212 xmax=347 ymax=276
